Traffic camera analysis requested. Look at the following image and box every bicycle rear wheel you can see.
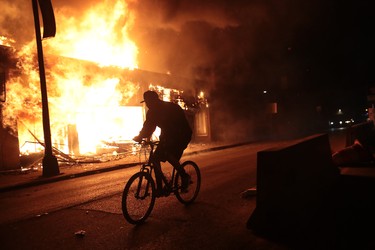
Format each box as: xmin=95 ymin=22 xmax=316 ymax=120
xmin=122 ymin=172 xmax=155 ymax=224
xmin=175 ymin=161 xmax=201 ymax=205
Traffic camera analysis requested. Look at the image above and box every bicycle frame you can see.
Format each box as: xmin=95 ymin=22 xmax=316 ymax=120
xmin=138 ymin=141 xmax=178 ymax=194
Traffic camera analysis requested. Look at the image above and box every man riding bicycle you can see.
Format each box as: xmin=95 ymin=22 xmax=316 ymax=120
xmin=133 ymin=90 xmax=192 ymax=197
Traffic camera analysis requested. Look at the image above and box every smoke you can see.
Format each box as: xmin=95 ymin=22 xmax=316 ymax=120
xmin=1 ymin=0 xmax=328 ymax=141
xmin=0 ymin=0 xmax=34 ymax=47
xmin=124 ymin=0 xmax=325 ymax=140
xmin=128 ymin=0 xmax=261 ymax=79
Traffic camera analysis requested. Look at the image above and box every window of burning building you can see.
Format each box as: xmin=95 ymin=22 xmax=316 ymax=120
xmin=195 ymin=109 xmax=209 ymax=136
xmin=194 ymin=92 xmax=210 ymax=138
xmin=149 ymin=86 xmax=210 ymax=140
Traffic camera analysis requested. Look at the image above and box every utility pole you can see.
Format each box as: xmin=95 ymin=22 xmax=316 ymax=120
xmin=31 ymin=0 xmax=59 ymax=177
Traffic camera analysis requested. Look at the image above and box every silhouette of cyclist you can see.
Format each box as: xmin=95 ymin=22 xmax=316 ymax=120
xmin=133 ymin=90 xmax=192 ymax=196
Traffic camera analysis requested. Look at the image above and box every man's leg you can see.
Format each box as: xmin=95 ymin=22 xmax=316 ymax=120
xmin=166 ymin=152 xmax=190 ymax=190
xmin=152 ymin=145 xmax=167 ymax=195
xmin=152 ymin=159 xmax=164 ymax=192
xmin=166 ymin=153 xmax=186 ymax=176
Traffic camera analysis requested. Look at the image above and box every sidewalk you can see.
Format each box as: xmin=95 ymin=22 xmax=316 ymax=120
xmin=0 ymin=141 xmax=251 ymax=192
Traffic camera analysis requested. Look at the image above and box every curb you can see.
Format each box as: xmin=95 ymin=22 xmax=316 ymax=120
xmin=0 ymin=163 xmax=139 ymax=193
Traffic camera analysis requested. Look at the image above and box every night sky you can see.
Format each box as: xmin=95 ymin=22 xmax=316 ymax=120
xmin=2 ymin=0 xmax=375 ymax=139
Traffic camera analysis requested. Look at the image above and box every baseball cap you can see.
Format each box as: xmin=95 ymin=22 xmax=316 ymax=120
xmin=140 ymin=90 xmax=159 ymax=103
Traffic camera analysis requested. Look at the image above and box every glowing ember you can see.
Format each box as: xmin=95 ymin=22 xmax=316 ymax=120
xmin=0 ymin=36 xmax=15 ymax=47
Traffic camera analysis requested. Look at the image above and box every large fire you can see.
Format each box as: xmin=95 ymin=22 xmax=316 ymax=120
xmin=2 ymin=0 xmax=144 ymax=156
xmin=46 ymin=0 xmax=138 ymax=69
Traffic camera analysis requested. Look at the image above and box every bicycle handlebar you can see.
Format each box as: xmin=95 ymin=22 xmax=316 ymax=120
xmin=135 ymin=140 xmax=159 ymax=146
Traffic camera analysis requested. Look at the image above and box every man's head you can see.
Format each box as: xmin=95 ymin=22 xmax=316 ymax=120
xmin=141 ymin=90 xmax=160 ymax=109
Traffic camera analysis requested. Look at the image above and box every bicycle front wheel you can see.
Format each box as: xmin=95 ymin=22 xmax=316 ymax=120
xmin=122 ymin=172 xmax=156 ymax=224
xmin=175 ymin=161 xmax=201 ymax=205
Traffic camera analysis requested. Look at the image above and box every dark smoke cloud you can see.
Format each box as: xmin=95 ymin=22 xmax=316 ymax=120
xmin=2 ymin=0 xmax=372 ymax=141
xmin=1 ymin=0 xmax=320 ymax=88
xmin=0 ymin=0 xmax=324 ymax=141
xmin=1 ymin=0 xmax=34 ymax=46
xmin=124 ymin=0 xmax=328 ymax=140
xmin=128 ymin=0 xmax=285 ymax=78
xmin=128 ymin=0 xmax=323 ymax=88
xmin=127 ymin=0 xmax=374 ymax=141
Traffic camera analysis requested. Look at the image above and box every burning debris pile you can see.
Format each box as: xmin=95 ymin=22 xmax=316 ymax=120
xmin=19 ymin=138 xmax=138 ymax=172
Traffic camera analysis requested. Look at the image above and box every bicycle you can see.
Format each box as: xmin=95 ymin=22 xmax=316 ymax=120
xmin=121 ymin=140 xmax=201 ymax=225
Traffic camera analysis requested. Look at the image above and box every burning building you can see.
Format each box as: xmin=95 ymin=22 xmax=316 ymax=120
xmin=0 ymin=0 xmax=210 ymax=171
xmin=0 ymin=43 xmax=210 ymax=171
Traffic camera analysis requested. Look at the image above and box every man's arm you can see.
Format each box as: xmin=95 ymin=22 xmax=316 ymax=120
xmin=133 ymin=111 xmax=157 ymax=142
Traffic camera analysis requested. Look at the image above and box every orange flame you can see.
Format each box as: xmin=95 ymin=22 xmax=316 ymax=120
xmin=46 ymin=0 xmax=138 ymax=69
xmin=2 ymin=0 xmax=143 ymax=156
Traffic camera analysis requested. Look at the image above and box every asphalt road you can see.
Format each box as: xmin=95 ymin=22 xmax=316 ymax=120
xmin=0 ymin=141 xmax=291 ymax=250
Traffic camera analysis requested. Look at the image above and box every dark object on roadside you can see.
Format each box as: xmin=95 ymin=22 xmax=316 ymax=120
xmin=332 ymin=140 xmax=375 ymax=166
xmin=333 ymin=121 xmax=375 ymax=167
xmin=247 ymin=133 xmax=339 ymax=248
